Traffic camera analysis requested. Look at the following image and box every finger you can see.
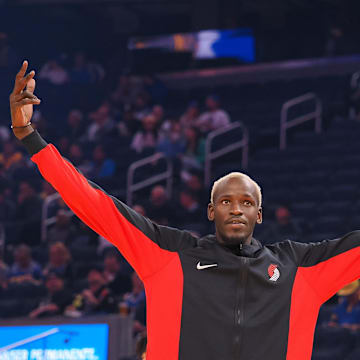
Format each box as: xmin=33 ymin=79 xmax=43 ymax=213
xmin=16 ymin=98 xmax=41 ymax=106
xmin=15 ymin=70 xmax=35 ymax=94
xmin=26 ymin=78 xmax=36 ymax=94
xmin=12 ymin=61 xmax=29 ymax=94
xmin=15 ymin=60 xmax=28 ymax=81
xmin=13 ymin=65 xmax=35 ymax=94
xmin=13 ymin=70 xmax=35 ymax=96
xmin=14 ymin=90 xmax=39 ymax=102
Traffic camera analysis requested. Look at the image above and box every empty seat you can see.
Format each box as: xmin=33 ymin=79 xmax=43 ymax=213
xmin=344 ymin=345 xmax=360 ymax=360
xmin=312 ymin=326 xmax=356 ymax=360
xmin=329 ymin=184 xmax=358 ymax=201
xmin=291 ymin=201 xmax=317 ymax=219
xmin=313 ymin=216 xmax=344 ymax=235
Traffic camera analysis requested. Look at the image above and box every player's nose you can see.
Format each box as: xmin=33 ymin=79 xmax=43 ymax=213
xmin=230 ymin=202 xmax=243 ymax=215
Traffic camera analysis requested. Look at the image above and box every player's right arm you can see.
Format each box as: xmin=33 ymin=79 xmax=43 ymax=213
xmin=10 ymin=61 xmax=198 ymax=280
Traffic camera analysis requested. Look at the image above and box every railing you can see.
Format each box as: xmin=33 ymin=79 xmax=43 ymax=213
xmin=350 ymin=71 xmax=360 ymax=89
xmin=204 ymin=121 xmax=249 ymax=187
xmin=349 ymin=71 xmax=360 ymax=119
xmin=280 ymin=92 xmax=322 ymax=150
xmin=127 ymin=152 xmax=173 ymax=207
xmin=41 ymin=193 xmax=73 ymax=242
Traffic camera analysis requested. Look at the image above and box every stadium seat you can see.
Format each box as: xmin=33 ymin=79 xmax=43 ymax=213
xmin=312 ymin=326 xmax=356 ymax=360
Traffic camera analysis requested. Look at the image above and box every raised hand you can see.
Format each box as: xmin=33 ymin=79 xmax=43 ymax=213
xmin=9 ymin=60 xmax=41 ymax=138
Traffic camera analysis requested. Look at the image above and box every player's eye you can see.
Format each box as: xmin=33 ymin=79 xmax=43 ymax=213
xmin=244 ymin=200 xmax=252 ymax=206
xmin=221 ymin=199 xmax=230 ymax=205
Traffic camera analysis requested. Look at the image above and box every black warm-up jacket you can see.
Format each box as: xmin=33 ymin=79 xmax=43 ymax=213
xmin=21 ymin=130 xmax=360 ymax=360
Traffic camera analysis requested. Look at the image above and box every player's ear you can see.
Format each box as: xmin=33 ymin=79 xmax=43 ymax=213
xmin=207 ymin=203 xmax=214 ymax=221
xmin=257 ymin=207 xmax=263 ymax=224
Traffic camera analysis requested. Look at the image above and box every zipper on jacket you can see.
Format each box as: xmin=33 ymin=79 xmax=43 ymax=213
xmin=234 ymin=257 xmax=249 ymax=359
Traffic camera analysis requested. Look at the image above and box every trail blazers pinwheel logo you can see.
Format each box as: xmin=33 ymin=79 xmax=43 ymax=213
xmin=268 ymin=264 xmax=280 ymax=282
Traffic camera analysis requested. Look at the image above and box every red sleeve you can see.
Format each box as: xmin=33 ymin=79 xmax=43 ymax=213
xmin=286 ymin=232 xmax=360 ymax=302
xmin=24 ymin=131 xmax=197 ymax=280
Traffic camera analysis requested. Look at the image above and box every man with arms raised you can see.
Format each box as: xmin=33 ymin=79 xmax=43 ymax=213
xmin=9 ymin=61 xmax=360 ymax=360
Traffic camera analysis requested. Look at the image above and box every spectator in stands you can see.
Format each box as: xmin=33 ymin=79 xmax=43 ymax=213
xmin=133 ymin=204 xmax=146 ymax=217
xmin=64 ymin=109 xmax=86 ymax=141
xmin=73 ymin=221 xmax=99 ymax=248
xmin=157 ymin=120 xmax=186 ymax=160
xmin=57 ymin=136 xmax=70 ymax=158
xmin=176 ymin=189 xmax=203 ymax=227
xmin=325 ymin=26 xmax=347 ymax=57
xmin=153 ymin=105 xmax=168 ymax=139
xmin=328 ymin=280 xmax=360 ymax=331
xmin=0 ymin=140 xmax=23 ymax=172
xmin=145 ymin=185 xmax=173 ymax=225
xmin=0 ymin=248 xmax=8 ymax=290
xmin=135 ymin=332 xmax=147 ymax=360
xmin=30 ymin=110 xmax=54 ymax=141
xmin=130 ymin=114 xmax=159 ymax=154
xmin=47 ymin=208 xmax=77 ymax=244
xmin=40 ymin=180 xmax=56 ymax=199
xmin=258 ymin=206 xmax=303 ymax=243
xmin=15 ymin=180 xmax=42 ymax=245
xmin=8 ymin=244 xmax=42 ymax=285
xmin=196 ymin=95 xmax=230 ymax=133
xmin=0 ymin=125 xmax=10 ymax=143
xmin=86 ymin=102 xmax=116 ymax=143
xmin=39 ymin=58 xmax=69 ymax=85
xmin=119 ymin=272 xmax=145 ymax=315
xmin=133 ymin=93 xmax=151 ymax=122
xmin=87 ymin=56 xmax=105 ymax=83
xmin=143 ymin=74 xmax=168 ymax=105
xmin=111 ymin=73 xmax=141 ymax=109
xmin=68 ymin=143 xmax=92 ymax=176
xmin=0 ymin=181 xmax=16 ymax=242
xmin=180 ymin=101 xmax=200 ymax=131
xmin=29 ymin=271 xmax=73 ymax=318
xmin=87 ymin=144 xmax=116 ymax=180
xmin=67 ymin=268 xmax=117 ymax=316
xmin=182 ymin=170 xmax=208 ymax=205
xmin=43 ymin=242 xmax=74 ymax=287
xmin=180 ymin=126 xmax=205 ymax=172
xmin=70 ymin=51 xmax=92 ymax=84
xmin=102 ymin=251 xmax=132 ymax=296
xmin=117 ymin=109 xmax=139 ymax=137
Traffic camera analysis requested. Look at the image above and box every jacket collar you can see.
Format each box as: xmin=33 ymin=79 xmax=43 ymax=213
xmin=199 ymin=234 xmax=263 ymax=258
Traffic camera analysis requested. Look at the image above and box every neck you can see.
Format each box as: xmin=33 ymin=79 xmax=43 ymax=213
xmin=216 ymin=231 xmax=252 ymax=247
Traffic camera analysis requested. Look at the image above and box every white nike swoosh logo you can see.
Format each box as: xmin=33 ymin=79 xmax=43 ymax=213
xmin=197 ymin=261 xmax=218 ymax=270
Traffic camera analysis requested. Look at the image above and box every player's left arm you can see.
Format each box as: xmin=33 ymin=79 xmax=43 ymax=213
xmin=286 ymin=231 xmax=360 ymax=302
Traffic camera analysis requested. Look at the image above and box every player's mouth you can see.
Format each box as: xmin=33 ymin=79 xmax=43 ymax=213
xmin=225 ymin=218 xmax=247 ymax=227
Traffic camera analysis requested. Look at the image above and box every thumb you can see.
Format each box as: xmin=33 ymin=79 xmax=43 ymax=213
xmin=26 ymin=78 xmax=36 ymax=94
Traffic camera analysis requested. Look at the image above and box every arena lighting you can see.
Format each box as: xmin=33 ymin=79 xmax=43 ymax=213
xmin=129 ymin=28 xmax=255 ymax=63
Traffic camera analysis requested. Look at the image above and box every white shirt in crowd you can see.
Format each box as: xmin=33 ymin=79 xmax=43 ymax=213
xmin=195 ymin=109 xmax=230 ymax=132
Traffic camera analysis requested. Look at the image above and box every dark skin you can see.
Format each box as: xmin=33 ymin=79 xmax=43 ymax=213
xmin=10 ymin=62 xmax=262 ymax=247
xmin=208 ymin=177 xmax=262 ymax=246
xmin=9 ymin=61 xmax=40 ymax=140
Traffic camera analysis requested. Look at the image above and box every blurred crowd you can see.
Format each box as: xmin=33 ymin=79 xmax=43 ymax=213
xmin=0 ymin=44 xmax=234 ymax=341
xmin=0 ymin=35 xmax=360 ymax=356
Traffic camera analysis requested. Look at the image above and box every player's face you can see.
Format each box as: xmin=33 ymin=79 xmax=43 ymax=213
xmin=208 ymin=177 xmax=262 ymax=246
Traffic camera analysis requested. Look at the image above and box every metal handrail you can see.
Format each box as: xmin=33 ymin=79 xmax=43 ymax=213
xmin=280 ymin=92 xmax=322 ymax=150
xmin=127 ymin=152 xmax=173 ymax=207
xmin=41 ymin=192 xmax=73 ymax=242
xmin=204 ymin=121 xmax=249 ymax=187
xmin=350 ymin=71 xmax=360 ymax=89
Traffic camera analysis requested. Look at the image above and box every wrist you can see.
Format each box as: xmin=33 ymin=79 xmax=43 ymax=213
xmin=13 ymin=125 xmax=35 ymax=140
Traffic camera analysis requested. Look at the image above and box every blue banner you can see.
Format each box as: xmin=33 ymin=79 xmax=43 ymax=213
xmin=0 ymin=324 xmax=109 ymax=360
